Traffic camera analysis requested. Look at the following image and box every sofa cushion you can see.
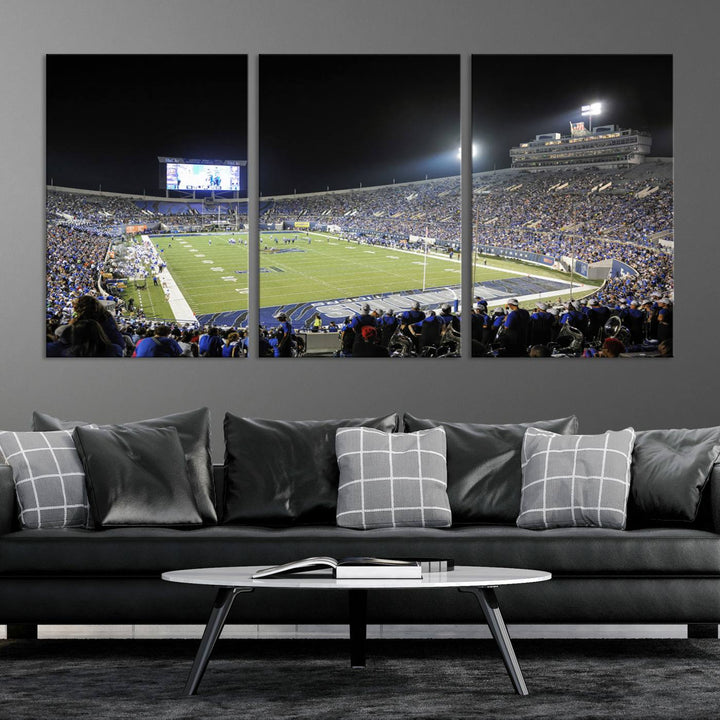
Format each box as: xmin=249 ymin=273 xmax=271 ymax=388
xmin=31 ymin=409 xmax=216 ymax=524
xmin=73 ymin=424 xmax=203 ymax=528
xmin=335 ymin=427 xmax=451 ymax=529
xmin=223 ymin=413 xmax=399 ymax=525
xmin=517 ymin=427 xmax=636 ymax=530
xmin=402 ymin=414 xmax=578 ymax=524
xmin=630 ymin=427 xmax=720 ymax=524
xmin=1 ymin=525 xmax=718 ymax=577
xmin=0 ymin=431 xmax=90 ymax=529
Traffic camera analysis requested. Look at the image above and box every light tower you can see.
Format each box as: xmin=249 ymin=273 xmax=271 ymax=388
xmin=581 ymin=102 xmax=602 ymax=132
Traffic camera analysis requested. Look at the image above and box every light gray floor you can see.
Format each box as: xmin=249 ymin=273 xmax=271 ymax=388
xmin=1 ymin=623 xmax=707 ymax=640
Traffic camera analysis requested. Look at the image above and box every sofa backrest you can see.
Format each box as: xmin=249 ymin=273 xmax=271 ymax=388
xmin=2 ymin=461 xmax=720 ymax=532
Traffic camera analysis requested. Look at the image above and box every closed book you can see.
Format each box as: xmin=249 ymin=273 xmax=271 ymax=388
xmin=335 ymin=559 xmax=421 ymax=579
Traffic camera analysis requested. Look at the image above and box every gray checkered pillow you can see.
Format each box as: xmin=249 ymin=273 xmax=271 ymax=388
xmin=517 ymin=427 xmax=636 ymax=530
xmin=335 ymin=426 xmax=452 ymax=529
xmin=0 ymin=431 xmax=90 ymax=529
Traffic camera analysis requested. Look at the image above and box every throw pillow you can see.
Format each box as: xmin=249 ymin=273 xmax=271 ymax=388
xmin=711 ymin=462 xmax=720 ymax=534
xmin=630 ymin=427 xmax=720 ymax=523
xmin=517 ymin=427 xmax=636 ymax=530
xmin=73 ymin=424 xmax=203 ymax=527
xmin=223 ymin=413 xmax=399 ymax=525
xmin=32 ymin=408 xmax=216 ymax=523
xmin=402 ymin=414 xmax=579 ymax=523
xmin=335 ymin=426 xmax=452 ymax=530
xmin=0 ymin=430 xmax=90 ymax=529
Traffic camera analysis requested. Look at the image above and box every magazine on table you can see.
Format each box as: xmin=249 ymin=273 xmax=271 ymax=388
xmin=252 ymin=556 xmax=424 ymax=579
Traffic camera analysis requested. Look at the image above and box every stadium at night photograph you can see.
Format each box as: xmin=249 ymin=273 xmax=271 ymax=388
xmin=45 ymin=53 xmax=671 ymax=359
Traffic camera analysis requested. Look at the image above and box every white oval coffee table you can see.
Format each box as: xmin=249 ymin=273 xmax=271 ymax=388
xmin=163 ymin=565 xmax=551 ymax=697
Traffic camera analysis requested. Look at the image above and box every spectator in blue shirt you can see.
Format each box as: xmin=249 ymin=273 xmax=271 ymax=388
xmin=528 ymin=302 xmax=555 ymax=346
xmin=499 ymin=299 xmax=530 ymax=356
xmin=379 ymin=309 xmax=399 ymax=348
xmin=276 ymin=313 xmax=294 ymax=357
xmin=134 ymin=325 xmax=182 ymax=357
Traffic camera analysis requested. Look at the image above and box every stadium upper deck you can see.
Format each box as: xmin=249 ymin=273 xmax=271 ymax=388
xmin=510 ymin=124 xmax=652 ymax=170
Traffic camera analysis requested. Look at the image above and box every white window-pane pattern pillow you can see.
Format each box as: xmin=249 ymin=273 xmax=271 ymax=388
xmin=0 ymin=430 xmax=90 ymax=529
xmin=517 ymin=427 xmax=636 ymax=530
xmin=336 ymin=426 xmax=452 ymax=530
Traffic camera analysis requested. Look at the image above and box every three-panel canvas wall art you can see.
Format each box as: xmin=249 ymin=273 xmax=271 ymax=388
xmin=45 ymin=54 xmax=672 ymax=359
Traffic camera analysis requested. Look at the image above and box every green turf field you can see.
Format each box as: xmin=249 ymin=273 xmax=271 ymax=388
xmin=257 ymin=232 xmax=472 ymax=308
xmin=125 ymin=231 xmax=592 ymax=320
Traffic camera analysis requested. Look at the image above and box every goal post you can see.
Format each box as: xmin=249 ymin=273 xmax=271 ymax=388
xmin=408 ymin=234 xmax=436 ymax=290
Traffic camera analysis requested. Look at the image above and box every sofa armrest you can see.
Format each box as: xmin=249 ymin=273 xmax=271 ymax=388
xmin=711 ymin=462 xmax=720 ymax=534
xmin=0 ymin=464 xmax=16 ymax=535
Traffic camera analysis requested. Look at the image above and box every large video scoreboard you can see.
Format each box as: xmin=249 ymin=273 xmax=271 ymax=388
xmin=158 ymin=157 xmax=247 ymax=193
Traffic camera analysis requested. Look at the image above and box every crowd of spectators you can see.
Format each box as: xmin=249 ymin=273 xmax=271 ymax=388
xmin=471 ymin=293 xmax=673 ymax=358
xmin=46 ymin=225 xmax=114 ymax=320
xmin=263 ymin=176 xmax=462 ymax=248
xmin=47 ymin=191 xmax=144 ymax=229
xmin=327 ymin=302 xmax=460 ymax=358
xmin=46 ymin=298 xmax=252 ymax=358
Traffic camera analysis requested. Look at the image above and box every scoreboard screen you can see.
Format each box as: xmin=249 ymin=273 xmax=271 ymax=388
xmin=159 ymin=157 xmax=247 ymax=193
xmin=166 ymin=162 xmax=240 ymax=191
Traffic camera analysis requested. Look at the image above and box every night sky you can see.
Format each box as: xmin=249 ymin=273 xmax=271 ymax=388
xmin=259 ymin=55 xmax=460 ymax=195
xmin=46 ymin=54 xmax=672 ymax=197
xmin=46 ymin=55 xmax=248 ymax=195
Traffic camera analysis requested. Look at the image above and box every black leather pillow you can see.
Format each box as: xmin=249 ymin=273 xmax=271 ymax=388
xmin=32 ymin=408 xmax=216 ymax=523
xmin=223 ymin=413 xmax=399 ymax=525
xmin=629 ymin=427 xmax=720 ymax=523
xmin=710 ymin=463 xmax=720 ymax=533
xmin=402 ymin=414 xmax=579 ymax=524
xmin=73 ymin=424 xmax=203 ymax=528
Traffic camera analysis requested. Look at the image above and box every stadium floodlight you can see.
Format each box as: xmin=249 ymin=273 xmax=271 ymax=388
xmin=581 ymin=102 xmax=602 ymax=132
xmin=457 ymin=143 xmax=480 ymax=160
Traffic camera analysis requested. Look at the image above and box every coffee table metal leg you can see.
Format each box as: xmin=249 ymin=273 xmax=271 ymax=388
xmin=184 ymin=587 xmax=253 ymax=696
xmin=459 ymin=586 xmax=529 ymax=696
xmin=348 ymin=588 xmax=368 ymax=668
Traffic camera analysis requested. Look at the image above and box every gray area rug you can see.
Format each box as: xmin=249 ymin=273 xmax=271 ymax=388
xmin=1 ymin=638 xmax=719 ymax=719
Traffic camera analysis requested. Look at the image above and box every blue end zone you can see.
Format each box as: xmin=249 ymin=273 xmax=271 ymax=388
xmin=474 ymin=276 xmax=569 ymax=299
xmin=194 ymin=276 xmax=571 ymax=329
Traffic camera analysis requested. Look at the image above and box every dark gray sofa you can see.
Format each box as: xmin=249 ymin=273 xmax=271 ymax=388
xmin=2 ymin=462 xmax=720 ymax=637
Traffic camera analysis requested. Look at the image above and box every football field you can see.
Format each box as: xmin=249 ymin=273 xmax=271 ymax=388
xmin=136 ymin=231 xmax=588 ymax=320
xmin=257 ymin=232 xmax=472 ymax=308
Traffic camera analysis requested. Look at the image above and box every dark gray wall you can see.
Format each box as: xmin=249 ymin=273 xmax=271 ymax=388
xmin=1 ymin=0 xmax=717 ymax=460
